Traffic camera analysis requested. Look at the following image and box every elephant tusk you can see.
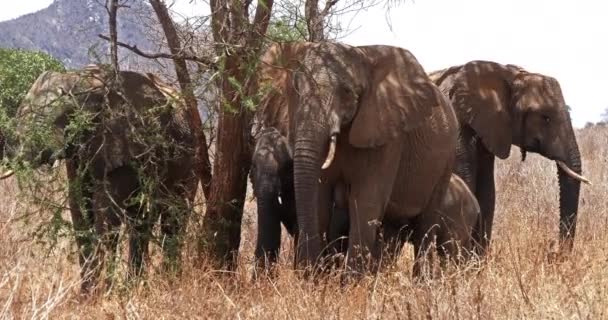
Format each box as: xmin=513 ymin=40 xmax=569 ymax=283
xmin=322 ymin=134 xmax=337 ymax=170
xmin=556 ymin=161 xmax=591 ymax=185
xmin=0 ymin=170 xmax=15 ymax=180
xmin=52 ymin=159 xmax=61 ymax=168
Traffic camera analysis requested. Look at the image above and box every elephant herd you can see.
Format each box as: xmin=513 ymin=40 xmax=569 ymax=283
xmin=250 ymin=42 xmax=589 ymax=276
xmin=0 ymin=41 xmax=590 ymax=294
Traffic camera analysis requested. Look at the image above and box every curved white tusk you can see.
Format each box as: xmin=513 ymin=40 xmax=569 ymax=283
xmin=556 ymin=161 xmax=591 ymax=185
xmin=52 ymin=159 xmax=61 ymax=168
xmin=321 ymin=134 xmax=337 ymax=170
xmin=0 ymin=170 xmax=15 ymax=180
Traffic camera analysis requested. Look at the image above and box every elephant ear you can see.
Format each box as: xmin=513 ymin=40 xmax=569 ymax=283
xmin=349 ymin=46 xmax=441 ymax=148
xmin=448 ymin=61 xmax=516 ymax=159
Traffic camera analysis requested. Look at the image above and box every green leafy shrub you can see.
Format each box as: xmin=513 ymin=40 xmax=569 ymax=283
xmin=0 ymin=48 xmax=65 ymax=117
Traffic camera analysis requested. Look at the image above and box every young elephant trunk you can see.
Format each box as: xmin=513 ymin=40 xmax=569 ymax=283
xmin=254 ymin=181 xmax=282 ymax=266
xmin=557 ymin=141 xmax=583 ymax=251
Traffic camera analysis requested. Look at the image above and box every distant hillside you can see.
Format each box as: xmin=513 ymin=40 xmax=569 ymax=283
xmin=0 ymin=0 xmax=158 ymax=68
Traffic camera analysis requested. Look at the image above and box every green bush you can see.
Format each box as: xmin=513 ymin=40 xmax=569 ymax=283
xmin=0 ymin=48 xmax=65 ymax=118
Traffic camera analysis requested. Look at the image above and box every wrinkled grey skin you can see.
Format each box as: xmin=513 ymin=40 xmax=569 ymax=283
xmin=9 ymin=67 xmax=196 ymax=294
xmin=431 ymin=61 xmax=583 ymax=255
xmin=250 ymin=127 xmax=349 ymax=274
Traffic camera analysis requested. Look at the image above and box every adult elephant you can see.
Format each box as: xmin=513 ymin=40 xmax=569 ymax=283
xmin=0 ymin=66 xmax=196 ymax=293
xmin=258 ymin=42 xmax=458 ymax=275
xmin=430 ymin=61 xmax=590 ymax=256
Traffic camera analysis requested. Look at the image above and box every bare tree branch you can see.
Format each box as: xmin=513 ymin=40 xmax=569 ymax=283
xmin=98 ymin=34 xmax=217 ymax=68
xmin=321 ymin=0 xmax=339 ymax=16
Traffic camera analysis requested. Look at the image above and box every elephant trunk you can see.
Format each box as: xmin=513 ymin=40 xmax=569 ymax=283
xmin=293 ymin=130 xmax=326 ymax=269
xmin=556 ymin=140 xmax=582 ymax=251
xmin=254 ymin=181 xmax=282 ymax=265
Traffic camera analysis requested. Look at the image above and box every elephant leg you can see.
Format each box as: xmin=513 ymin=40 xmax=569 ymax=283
xmin=472 ymin=149 xmax=495 ymax=256
xmin=66 ymin=161 xmax=100 ymax=294
xmin=346 ymin=193 xmax=382 ymax=276
xmin=328 ymin=207 xmax=349 ymax=254
xmin=159 ymin=196 xmax=191 ymax=275
xmin=254 ymin=197 xmax=282 ymax=273
xmin=91 ymin=187 xmax=123 ymax=291
xmin=104 ymin=210 xmax=122 ymax=287
xmin=280 ymin=202 xmax=298 ymax=236
xmin=435 ymin=228 xmax=461 ymax=267
xmin=412 ymin=167 xmax=454 ymax=279
xmin=412 ymin=215 xmax=439 ymax=280
xmin=379 ymin=221 xmax=410 ymax=269
xmin=279 ymin=183 xmax=298 ymax=237
xmin=328 ymin=181 xmax=349 ymax=256
xmin=126 ymin=202 xmax=153 ymax=280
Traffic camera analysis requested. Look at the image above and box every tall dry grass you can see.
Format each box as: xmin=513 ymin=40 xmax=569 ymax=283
xmin=1 ymin=126 xmax=607 ymax=319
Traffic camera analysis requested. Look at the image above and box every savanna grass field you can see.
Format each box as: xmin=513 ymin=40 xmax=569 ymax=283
xmin=0 ymin=125 xmax=606 ymax=319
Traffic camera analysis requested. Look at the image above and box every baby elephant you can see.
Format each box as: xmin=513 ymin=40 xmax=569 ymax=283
xmin=250 ymin=127 xmax=297 ymax=270
xmin=386 ymin=173 xmax=480 ymax=277
xmin=250 ymin=127 xmax=349 ymax=273
xmin=433 ymin=173 xmax=481 ymax=262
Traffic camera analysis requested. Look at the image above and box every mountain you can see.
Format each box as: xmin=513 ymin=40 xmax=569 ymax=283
xmin=0 ymin=0 xmax=158 ymax=68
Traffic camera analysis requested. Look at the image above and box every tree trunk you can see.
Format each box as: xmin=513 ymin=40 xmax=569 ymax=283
xmin=305 ymin=0 xmax=339 ymax=41
xmin=149 ymin=0 xmax=212 ymax=199
xmin=305 ymin=0 xmax=324 ymax=41
xmin=200 ymin=55 xmax=253 ymax=269
xmin=200 ymin=0 xmax=274 ymax=270
xmin=108 ymin=0 xmax=119 ymax=73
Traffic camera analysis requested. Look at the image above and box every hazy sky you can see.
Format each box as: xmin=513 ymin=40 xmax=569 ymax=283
xmin=1 ymin=0 xmax=606 ymax=127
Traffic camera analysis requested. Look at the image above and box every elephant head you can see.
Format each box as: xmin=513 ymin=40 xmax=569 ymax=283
xmin=0 ymin=65 xmax=175 ymax=179
xmin=250 ymin=127 xmax=293 ymax=212
xmin=0 ymin=68 xmax=104 ymax=173
xmin=434 ymin=61 xmax=588 ymax=245
xmin=258 ymin=42 xmax=442 ymax=267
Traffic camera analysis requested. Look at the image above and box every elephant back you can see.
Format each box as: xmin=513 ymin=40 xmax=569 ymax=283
xmin=80 ymin=69 xmax=194 ymax=178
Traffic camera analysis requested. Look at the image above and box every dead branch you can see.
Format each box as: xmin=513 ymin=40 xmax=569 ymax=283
xmin=97 ymin=34 xmax=217 ymax=69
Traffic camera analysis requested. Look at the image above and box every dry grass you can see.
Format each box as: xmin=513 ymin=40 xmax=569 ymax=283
xmin=1 ymin=126 xmax=607 ymax=319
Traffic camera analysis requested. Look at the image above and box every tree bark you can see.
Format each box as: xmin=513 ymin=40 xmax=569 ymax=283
xmin=107 ymin=0 xmax=119 ymax=73
xmin=305 ymin=0 xmax=339 ymax=41
xmin=149 ymin=0 xmax=212 ymax=199
xmin=201 ymin=0 xmax=274 ymax=270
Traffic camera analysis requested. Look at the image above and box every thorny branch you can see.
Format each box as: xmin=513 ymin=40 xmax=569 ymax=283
xmin=97 ymin=34 xmax=217 ymax=69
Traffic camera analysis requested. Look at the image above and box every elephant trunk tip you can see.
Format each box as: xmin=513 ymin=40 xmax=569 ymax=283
xmin=556 ymin=160 xmax=591 ymax=185
xmin=321 ymin=134 xmax=337 ymax=170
